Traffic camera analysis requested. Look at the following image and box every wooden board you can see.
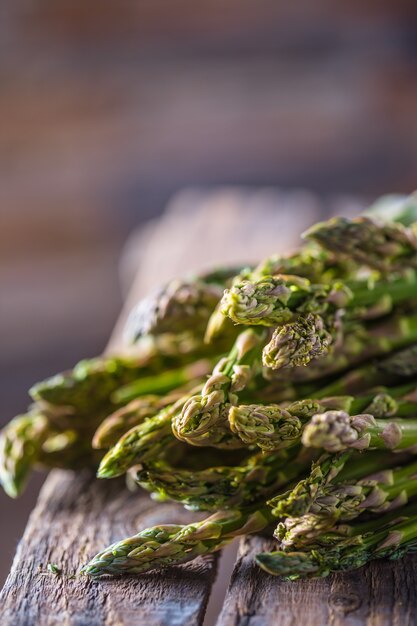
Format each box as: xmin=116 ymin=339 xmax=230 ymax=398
xmin=5 ymin=188 xmax=415 ymax=625
xmin=0 ymin=472 xmax=218 ymax=626
xmin=217 ymin=535 xmax=417 ymax=626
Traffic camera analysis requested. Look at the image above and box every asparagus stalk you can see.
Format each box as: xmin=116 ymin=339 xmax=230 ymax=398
xmin=313 ymin=344 xmax=417 ymax=398
xmin=275 ymin=457 xmax=417 ymax=549
xmin=0 ymin=412 xmax=50 ymax=498
xmin=304 ymin=215 xmax=417 ymax=272
xmin=124 ymin=277 xmax=224 ymax=342
xmin=112 ymin=359 xmax=213 ymax=404
xmin=220 ymin=270 xmax=417 ymax=328
xmin=228 ymin=384 xmax=417 ymax=452
xmin=81 ymin=506 xmax=274 ymax=578
xmin=256 ymin=502 xmax=417 ymax=579
xmin=265 ymin=313 xmax=417 ymax=382
xmin=131 ymin=446 xmax=314 ymax=511
xmin=92 ymin=393 xmax=180 ymax=450
xmin=96 ymin=389 xmax=202 ymax=478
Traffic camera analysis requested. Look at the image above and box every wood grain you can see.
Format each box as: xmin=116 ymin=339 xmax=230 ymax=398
xmin=217 ymin=535 xmax=417 ymax=626
xmin=0 ymin=471 xmax=218 ymax=626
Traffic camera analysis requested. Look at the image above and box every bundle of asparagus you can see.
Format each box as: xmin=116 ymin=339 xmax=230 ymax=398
xmin=3 ymin=192 xmax=417 ymax=582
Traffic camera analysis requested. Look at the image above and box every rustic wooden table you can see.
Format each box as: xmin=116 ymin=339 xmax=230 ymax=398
xmin=2 ymin=189 xmax=417 ymax=626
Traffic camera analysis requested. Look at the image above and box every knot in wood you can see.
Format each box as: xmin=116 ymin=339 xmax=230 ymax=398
xmin=328 ymin=591 xmax=362 ymax=614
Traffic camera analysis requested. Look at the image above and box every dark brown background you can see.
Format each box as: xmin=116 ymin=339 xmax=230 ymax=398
xmin=1 ymin=1 xmax=417 ymax=584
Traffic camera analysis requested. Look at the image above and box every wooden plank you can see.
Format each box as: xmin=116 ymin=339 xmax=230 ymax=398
xmin=0 ymin=472 xmax=218 ymax=626
xmin=217 ymin=535 xmax=417 ymax=626
xmin=0 ymin=189 xmax=322 ymax=625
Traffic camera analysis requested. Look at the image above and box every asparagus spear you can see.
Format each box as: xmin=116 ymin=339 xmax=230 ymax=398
xmin=229 ymin=383 xmax=417 ymax=452
xmin=229 ymin=404 xmax=304 ymax=451
xmin=304 ymin=215 xmax=417 ymax=272
xmin=204 ymin=243 xmax=352 ymax=344
xmin=364 ymin=191 xmax=417 ymax=226
xmin=81 ymin=506 xmax=274 ymax=578
xmin=275 ymin=457 xmax=417 ymax=549
xmin=29 ymin=355 xmax=163 ymax=417
xmin=124 ymin=277 xmax=224 ymax=342
xmin=253 ymin=243 xmax=352 ymax=284
xmin=220 ymin=274 xmax=349 ymax=327
xmin=30 ymin=344 xmax=216 ymax=418
xmin=96 ymin=388 xmax=202 ymax=478
xmin=172 ymin=328 xmax=267 ymax=448
xmin=92 ymin=393 xmax=179 ymax=449
xmin=0 ymin=412 xmax=50 ymax=498
xmin=220 ymin=270 xmax=417 ymax=328
xmin=302 ymin=410 xmax=417 ymax=453
xmin=204 ymin=242 xmax=352 ymax=344
xmin=256 ymin=502 xmax=417 ymax=579
xmin=264 ymin=313 xmax=417 ymax=382
xmin=0 ymin=406 xmax=108 ymax=497
xmin=313 ymin=343 xmax=417 ymax=398
xmin=258 ymin=339 xmax=417 ymax=405
xmin=131 ymin=446 xmax=314 ymax=511
xmin=378 ymin=344 xmax=417 ymax=377
xmin=256 ymin=192 xmax=417 ymax=281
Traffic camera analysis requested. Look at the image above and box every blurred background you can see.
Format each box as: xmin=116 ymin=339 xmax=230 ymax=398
xmin=1 ymin=1 xmax=417 ymax=584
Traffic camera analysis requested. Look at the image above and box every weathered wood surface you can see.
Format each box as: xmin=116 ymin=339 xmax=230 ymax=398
xmin=217 ymin=535 xmax=417 ymax=626
xmin=1 ymin=472 xmax=218 ymax=626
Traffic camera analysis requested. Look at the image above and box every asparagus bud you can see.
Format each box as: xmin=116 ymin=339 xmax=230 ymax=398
xmin=262 ymin=313 xmax=334 ymax=370
xmin=304 ymin=215 xmax=417 ymax=272
xmin=125 ymin=278 xmax=223 ymax=342
xmin=172 ymin=329 xmax=266 ymax=448
xmin=229 ymin=404 xmax=302 ymax=451
xmin=302 ymin=411 xmax=417 ymax=453
xmin=0 ymin=413 xmax=50 ymax=497
xmin=220 ymin=275 xmax=349 ymax=327
xmin=221 ymin=271 xmax=417 ymax=329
